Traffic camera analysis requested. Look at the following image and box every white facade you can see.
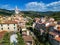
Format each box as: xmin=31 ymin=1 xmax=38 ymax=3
xmin=15 ymin=6 xmax=19 ymax=14
xmin=0 ymin=24 xmax=17 ymax=31
xmin=27 ymin=30 xmax=30 ymax=36
xmin=26 ymin=42 xmax=32 ymax=45
xmin=27 ymin=42 xmax=31 ymax=45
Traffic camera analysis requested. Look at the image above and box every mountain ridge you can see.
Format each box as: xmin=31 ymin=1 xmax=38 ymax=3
xmin=0 ymin=9 xmax=60 ymax=20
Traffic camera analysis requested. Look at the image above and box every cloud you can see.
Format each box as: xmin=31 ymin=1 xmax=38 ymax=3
xmin=25 ymin=2 xmax=46 ymax=11
xmin=0 ymin=1 xmax=60 ymax=11
xmin=25 ymin=1 xmax=60 ymax=11
xmin=46 ymin=1 xmax=60 ymax=11
xmin=47 ymin=1 xmax=60 ymax=6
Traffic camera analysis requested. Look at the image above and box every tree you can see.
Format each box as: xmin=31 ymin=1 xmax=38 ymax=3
xmin=2 ymin=32 xmax=10 ymax=45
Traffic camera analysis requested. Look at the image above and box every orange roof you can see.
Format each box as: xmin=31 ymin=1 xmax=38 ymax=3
xmin=0 ymin=30 xmax=7 ymax=32
xmin=49 ymin=32 xmax=58 ymax=36
xmin=55 ymin=28 xmax=60 ymax=31
xmin=0 ymin=20 xmax=18 ymax=24
xmin=54 ymin=37 xmax=60 ymax=42
xmin=0 ymin=30 xmax=7 ymax=40
xmin=22 ymin=32 xmax=27 ymax=36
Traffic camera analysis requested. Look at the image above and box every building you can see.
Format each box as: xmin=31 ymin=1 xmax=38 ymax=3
xmin=14 ymin=7 xmax=28 ymax=32
xmin=15 ymin=6 xmax=19 ymax=14
xmin=22 ymin=30 xmax=34 ymax=45
xmin=33 ymin=17 xmax=60 ymax=45
xmin=0 ymin=20 xmax=18 ymax=31
xmin=49 ymin=24 xmax=60 ymax=45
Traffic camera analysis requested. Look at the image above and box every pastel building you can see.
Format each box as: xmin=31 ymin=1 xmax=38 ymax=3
xmin=22 ymin=30 xmax=34 ymax=45
xmin=0 ymin=20 xmax=18 ymax=31
xmin=49 ymin=24 xmax=60 ymax=45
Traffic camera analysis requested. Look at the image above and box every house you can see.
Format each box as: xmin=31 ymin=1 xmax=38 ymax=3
xmin=22 ymin=29 xmax=34 ymax=45
xmin=0 ymin=20 xmax=18 ymax=31
xmin=49 ymin=24 xmax=60 ymax=45
xmin=23 ymin=35 xmax=33 ymax=45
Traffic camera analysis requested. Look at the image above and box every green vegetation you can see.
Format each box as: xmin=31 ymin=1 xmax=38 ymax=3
xmin=0 ymin=9 xmax=13 ymax=16
xmin=26 ymin=19 xmax=33 ymax=26
xmin=1 ymin=32 xmax=10 ymax=45
xmin=0 ymin=9 xmax=59 ymax=45
xmin=49 ymin=12 xmax=60 ymax=20
xmin=0 ymin=9 xmax=60 ymax=20
xmin=27 ymin=27 xmax=51 ymax=45
xmin=23 ymin=11 xmax=60 ymax=20
xmin=0 ymin=32 xmax=25 ymax=45
xmin=16 ymin=32 xmax=25 ymax=45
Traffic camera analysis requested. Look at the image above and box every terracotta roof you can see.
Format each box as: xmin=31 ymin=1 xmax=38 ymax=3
xmin=0 ymin=31 xmax=7 ymax=45
xmin=55 ymin=28 xmax=60 ymax=31
xmin=22 ymin=32 xmax=27 ymax=36
xmin=0 ymin=30 xmax=7 ymax=33
xmin=0 ymin=20 xmax=18 ymax=24
xmin=49 ymin=32 xmax=58 ymax=36
xmin=0 ymin=30 xmax=7 ymax=40
xmin=54 ymin=37 xmax=60 ymax=42
xmin=54 ymin=25 xmax=60 ymax=31
xmin=23 ymin=36 xmax=33 ymax=42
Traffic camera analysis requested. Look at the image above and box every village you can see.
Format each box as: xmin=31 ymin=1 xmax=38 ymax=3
xmin=0 ymin=6 xmax=34 ymax=45
xmin=32 ymin=17 xmax=60 ymax=45
xmin=0 ymin=6 xmax=60 ymax=45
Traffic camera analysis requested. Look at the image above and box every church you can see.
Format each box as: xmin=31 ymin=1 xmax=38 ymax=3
xmin=0 ymin=6 xmax=28 ymax=32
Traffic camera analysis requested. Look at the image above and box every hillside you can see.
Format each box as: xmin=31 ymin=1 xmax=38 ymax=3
xmin=0 ymin=9 xmax=60 ymax=20
xmin=22 ymin=11 xmax=60 ymax=20
xmin=0 ymin=9 xmax=13 ymax=16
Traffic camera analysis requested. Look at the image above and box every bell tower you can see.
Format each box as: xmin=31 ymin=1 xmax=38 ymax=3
xmin=15 ymin=6 xmax=19 ymax=14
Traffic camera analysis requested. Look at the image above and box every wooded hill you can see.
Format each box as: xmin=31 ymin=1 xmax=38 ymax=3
xmin=0 ymin=9 xmax=60 ymax=20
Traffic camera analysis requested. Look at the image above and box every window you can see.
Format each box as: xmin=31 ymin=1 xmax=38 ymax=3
xmin=1 ymin=28 xmax=3 ymax=30
xmin=1 ymin=24 xmax=3 ymax=26
xmin=8 ymin=24 xmax=9 ymax=26
xmin=14 ymin=27 xmax=15 ymax=29
xmin=18 ymin=29 xmax=19 ymax=31
xmin=8 ymin=27 xmax=9 ymax=29
xmin=14 ymin=24 xmax=15 ymax=26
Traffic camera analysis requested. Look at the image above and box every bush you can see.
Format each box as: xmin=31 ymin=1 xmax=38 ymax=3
xmin=16 ymin=33 xmax=25 ymax=45
xmin=2 ymin=32 xmax=10 ymax=45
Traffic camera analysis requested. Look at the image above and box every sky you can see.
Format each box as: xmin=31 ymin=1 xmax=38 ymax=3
xmin=0 ymin=0 xmax=60 ymax=11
